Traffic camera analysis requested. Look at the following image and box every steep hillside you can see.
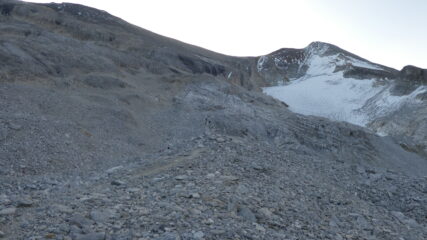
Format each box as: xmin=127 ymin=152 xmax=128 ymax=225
xmin=0 ymin=1 xmax=427 ymax=239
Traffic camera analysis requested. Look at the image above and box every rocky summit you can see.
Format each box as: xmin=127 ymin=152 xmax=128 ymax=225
xmin=1 ymin=1 xmax=427 ymax=240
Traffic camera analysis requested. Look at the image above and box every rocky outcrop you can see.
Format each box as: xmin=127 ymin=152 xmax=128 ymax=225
xmin=399 ymin=65 xmax=427 ymax=84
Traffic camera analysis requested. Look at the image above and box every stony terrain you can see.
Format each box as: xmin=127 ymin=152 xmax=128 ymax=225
xmin=0 ymin=1 xmax=427 ymax=239
xmin=2 ymin=134 xmax=427 ymax=240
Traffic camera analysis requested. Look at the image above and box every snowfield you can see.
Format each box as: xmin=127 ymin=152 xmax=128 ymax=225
xmin=263 ymin=48 xmax=427 ymax=130
xmin=264 ymin=74 xmax=381 ymax=126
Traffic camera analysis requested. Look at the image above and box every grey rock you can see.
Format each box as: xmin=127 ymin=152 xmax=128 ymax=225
xmin=206 ymin=173 xmax=215 ymax=179
xmin=193 ymin=231 xmax=205 ymax=239
xmin=90 ymin=209 xmax=116 ymax=223
xmin=70 ymin=225 xmax=83 ymax=235
xmin=237 ymin=206 xmax=256 ymax=222
xmin=0 ymin=231 xmax=5 ymax=238
xmin=27 ymin=236 xmax=43 ymax=240
xmin=0 ymin=194 xmax=10 ymax=205
xmin=329 ymin=216 xmax=340 ymax=228
xmin=126 ymin=187 xmax=141 ymax=193
xmin=257 ymin=207 xmax=273 ymax=219
xmin=73 ymin=232 xmax=105 ymax=240
xmin=355 ymin=215 xmax=370 ymax=229
xmin=0 ymin=207 xmax=16 ymax=215
xmin=210 ymin=229 xmax=226 ymax=235
xmin=69 ymin=214 xmax=93 ymax=228
xmin=190 ymin=208 xmax=202 ymax=215
xmin=8 ymin=122 xmax=22 ymax=130
xmin=106 ymin=165 xmax=124 ymax=174
xmin=189 ymin=192 xmax=200 ymax=199
xmin=220 ymin=175 xmax=239 ymax=182
xmin=154 ymin=233 xmax=180 ymax=240
xmin=175 ymin=175 xmax=188 ymax=181
xmin=17 ymin=197 xmax=33 ymax=208
xmin=391 ymin=211 xmax=419 ymax=228
xmin=54 ymin=204 xmax=73 ymax=214
xmin=111 ymin=180 xmax=125 ymax=186
xmin=254 ymin=223 xmax=266 ymax=232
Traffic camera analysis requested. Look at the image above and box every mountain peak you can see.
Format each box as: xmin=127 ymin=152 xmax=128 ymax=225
xmin=256 ymin=42 xmax=396 ymax=85
xmin=306 ymin=41 xmax=335 ymax=52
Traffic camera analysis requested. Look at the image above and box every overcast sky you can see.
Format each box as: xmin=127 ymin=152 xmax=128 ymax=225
xmin=26 ymin=0 xmax=427 ymax=70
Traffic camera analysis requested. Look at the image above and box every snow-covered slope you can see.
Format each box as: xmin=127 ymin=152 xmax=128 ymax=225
xmin=261 ymin=42 xmax=427 ymax=132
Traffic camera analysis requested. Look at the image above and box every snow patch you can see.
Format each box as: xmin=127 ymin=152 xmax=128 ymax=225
xmin=347 ymin=57 xmax=384 ymax=71
xmin=227 ymin=71 xmax=233 ymax=79
xmin=263 ymin=74 xmax=382 ymax=126
xmin=257 ymin=56 xmax=268 ymax=72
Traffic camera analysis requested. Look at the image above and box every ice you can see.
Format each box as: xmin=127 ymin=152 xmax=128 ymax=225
xmin=263 ymin=73 xmax=382 ymax=126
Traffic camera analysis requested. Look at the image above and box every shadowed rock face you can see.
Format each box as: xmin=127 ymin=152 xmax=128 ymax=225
xmin=390 ymin=65 xmax=427 ymax=95
xmin=400 ymin=65 xmax=427 ymax=84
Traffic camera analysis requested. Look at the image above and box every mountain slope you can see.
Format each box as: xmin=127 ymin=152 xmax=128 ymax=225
xmin=261 ymin=42 xmax=427 ymax=154
xmin=0 ymin=1 xmax=427 ymax=239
